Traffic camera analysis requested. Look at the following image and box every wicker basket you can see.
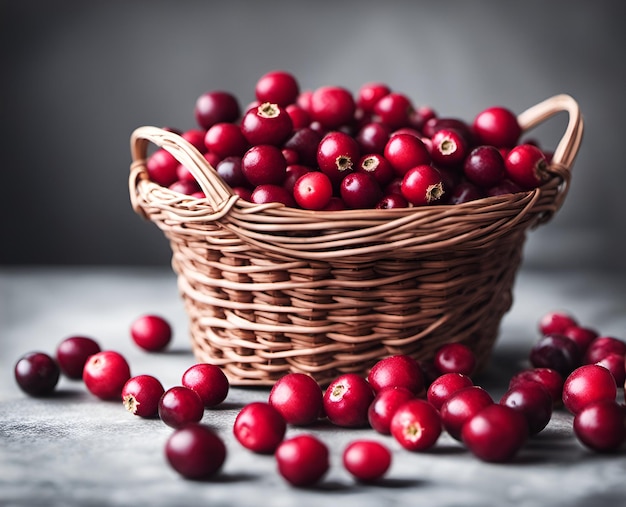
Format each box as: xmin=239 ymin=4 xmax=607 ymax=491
xmin=129 ymin=94 xmax=583 ymax=386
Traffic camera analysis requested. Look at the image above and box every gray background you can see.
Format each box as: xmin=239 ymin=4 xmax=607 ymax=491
xmin=1 ymin=0 xmax=625 ymax=271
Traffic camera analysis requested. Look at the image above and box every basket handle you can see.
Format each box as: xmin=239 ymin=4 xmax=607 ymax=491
xmin=516 ymin=93 xmax=583 ymax=170
xmin=130 ymin=125 xmax=233 ymax=210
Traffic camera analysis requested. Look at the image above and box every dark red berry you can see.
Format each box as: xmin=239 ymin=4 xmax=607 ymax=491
xmin=500 ymin=383 xmax=553 ymax=435
xmin=529 ymin=333 xmax=581 ymax=378
xmin=250 ymin=184 xmax=296 ymax=207
xmin=433 ymin=343 xmax=476 ymax=377
xmin=194 ymin=90 xmax=240 ymax=130
xmin=508 ymin=367 xmax=564 ymax=407
xmin=343 ymin=440 xmax=392 ymax=483
xmin=374 ymin=92 xmax=413 ymax=129
xmin=165 ymin=423 xmax=226 ymax=480
xmin=583 ymin=336 xmax=626 ymax=365
xmin=241 ymin=144 xmax=287 ymax=186
xmin=158 ymin=386 xmax=204 ymax=428
xmin=357 ymin=153 xmax=395 ymax=187
xmin=538 ymin=310 xmax=578 ymax=336
xmin=14 ymin=351 xmax=60 ymax=397
xmin=355 ymin=122 xmax=391 ymax=154
xmin=573 ymin=400 xmax=626 ymax=452
xmin=216 ymin=156 xmax=246 ymax=188
xmin=56 ymin=336 xmax=101 ymax=379
xmin=562 ymin=325 xmax=599 ymax=354
xmin=181 ymin=363 xmax=229 ymax=408
xmin=130 ymin=314 xmax=172 ymax=352
xmin=463 ymin=145 xmax=506 ymax=187
xmin=356 ymin=82 xmax=391 ymax=113
xmin=430 ymin=129 xmax=468 ymax=168
xmin=122 ymin=374 xmax=165 ymax=418
xmin=233 ymin=402 xmax=286 ymax=454
xmin=83 ymin=350 xmax=131 ymax=400
xmin=439 ymin=385 xmax=494 ymax=441
xmin=376 ymin=193 xmax=409 ymax=209
xmin=340 ymin=172 xmax=383 ymax=209
xmin=283 ymin=127 xmax=322 ymax=167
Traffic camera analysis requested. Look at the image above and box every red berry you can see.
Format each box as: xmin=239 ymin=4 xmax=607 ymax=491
xmin=181 ymin=129 xmax=207 ymax=153
xmin=233 ymin=402 xmax=286 ymax=454
xmin=323 ymin=373 xmax=374 ymax=428
xmin=374 ymin=92 xmax=414 ymax=129
xmin=390 ymin=399 xmax=442 ymax=451
xmin=293 ymin=171 xmax=333 ymax=210
xmin=355 ymin=122 xmax=391 ymax=155
xmin=447 ymin=180 xmax=484 ymax=204
xmin=433 ymin=343 xmax=476 ymax=377
xmin=241 ymin=144 xmax=287 ymax=186
xmin=583 ymin=336 xmax=626 ymax=365
xmin=383 ymin=133 xmax=431 ymax=176
xmin=562 ymin=325 xmax=599 ymax=354
xmin=376 ymin=193 xmax=409 ymax=209
xmin=461 ymin=404 xmax=528 ymax=463
xmin=181 ymin=363 xmax=229 ymax=408
xmin=343 ymin=440 xmax=392 ymax=483
xmin=285 ymin=104 xmax=311 ymax=129
xmin=130 ymin=314 xmax=172 ymax=352
xmin=426 ymin=372 xmax=474 ymax=411
xmin=500 ymin=383 xmax=553 ymax=435
xmin=165 ymin=423 xmax=226 ymax=480
xmin=275 ymin=434 xmax=329 ymax=487
xmin=83 ymin=350 xmax=131 ymax=400
xmin=194 ymin=90 xmax=240 ymax=130
xmin=158 ymin=386 xmax=204 ymax=428
xmin=472 ymin=106 xmax=521 ymax=148
xmin=204 ymin=122 xmax=249 ymax=158
xmin=508 ymin=367 xmax=564 ymax=407
xmin=562 ymin=364 xmax=617 ymax=415
xmin=56 ymin=336 xmax=101 ymax=379
xmin=538 ymin=310 xmax=578 ymax=336
xmin=463 ymin=145 xmax=506 ymax=187
xmin=255 ymin=70 xmax=299 ymax=107
xmin=357 ymin=154 xmax=395 ymax=187
xmin=310 ymin=85 xmax=356 ymax=129
xmin=316 ymin=131 xmax=359 ymax=185
xmin=367 ymin=355 xmax=424 ymax=395
xmin=283 ymin=127 xmax=322 ymax=167
xmin=283 ymin=164 xmax=312 ymax=193
xmin=240 ymin=102 xmax=293 ymax=146
xmin=268 ymin=373 xmax=324 ymax=426
xmin=401 ymin=164 xmax=445 ymax=206
xmin=169 ymin=179 xmax=200 ymax=196
xmin=250 ymin=184 xmax=296 ymax=207
xmin=146 ymin=148 xmax=179 ymax=187
xmin=340 ymin=172 xmax=383 ymax=209
xmin=368 ymin=386 xmax=415 ymax=435
xmin=439 ymin=385 xmax=494 ymax=441
xmin=430 ymin=129 xmax=468 ymax=168
xmin=504 ymin=144 xmax=550 ymax=189
xmin=423 ymin=117 xmax=474 ymax=146
xmin=14 ymin=351 xmax=60 ymax=397
xmin=595 ymin=353 xmax=626 ymax=386
xmin=573 ymin=400 xmax=626 ymax=452
xmin=216 ymin=156 xmax=246 ymax=188
xmin=356 ymin=82 xmax=391 ymax=113
xmin=122 ymin=374 xmax=165 ymax=418
xmin=529 ymin=333 xmax=581 ymax=378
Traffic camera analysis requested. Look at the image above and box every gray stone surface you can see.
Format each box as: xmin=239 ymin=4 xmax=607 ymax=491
xmin=1 ymin=267 xmax=625 ymax=507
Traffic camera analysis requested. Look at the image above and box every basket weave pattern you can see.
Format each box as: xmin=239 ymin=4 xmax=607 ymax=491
xmin=129 ymin=95 xmax=583 ymax=386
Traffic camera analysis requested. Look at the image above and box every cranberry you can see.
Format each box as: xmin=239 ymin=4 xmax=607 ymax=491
xmin=146 ymin=148 xmax=179 ymax=187
xmin=500 ymin=383 xmax=553 ymax=435
xmin=56 ymin=336 xmax=101 ymax=379
xmin=323 ymin=196 xmax=346 ymax=210
xmin=316 ymin=131 xmax=359 ymax=185
xmin=240 ymin=102 xmax=293 ymax=146
xmin=562 ymin=325 xmax=599 ymax=354
xmin=356 ymin=82 xmax=391 ymax=113
xmin=447 ymin=180 xmax=484 ymax=204
xmin=181 ymin=363 xmax=229 ymax=408
xmin=463 ymin=145 xmax=506 ymax=187
xmin=538 ymin=310 xmax=579 ymax=336
xmin=368 ymin=386 xmax=415 ymax=434
xmin=343 ymin=440 xmax=392 ymax=482
xmin=169 ymin=179 xmax=200 ymax=196
xmin=216 ymin=156 xmax=246 ymax=188
xmin=268 ymin=372 xmax=324 ymax=426
xmin=504 ymin=144 xmax=550 ymax=189
xmin=383 ymin=133 xmax=431 ymax=176
xmin=508 ymin=367 xmax=564 ymax=406
xmin=250 ymin=184 xmax=296 ymax=207
xmin=204 ymin=122 xmax=248 ymax=159
xmin=255 ymin=70 xmax=299 ymax=107
xmin=283 ymin=127 xmax=322 ymax=167
xmin=583 ymin=336 xmax=626 ymax=364
xmin=410 ymin=105 xmax=437 ymax=131
xmin=439 ymin=386 xmax=494 ymax=441
xmin=121 ymin=374 xmax=165 ymax=418
xmin=233 ymin=402 xmax=286 ymax=454
xmin=340 ymin=172 xmax=383 ymax=209
xmin=358 ymin=154 xmax=395 ymax=187
xmin=390 ymin=399 xmax=442 ymax=451
xmin=529 ymin=333 xmax=581 ymax=377
xmin=595 ymin=353 xmax=626 ymax=386
xmin=310 ymin=85 xmax=356 ymax=129
xmin=562 ymin=364 xmax=617 ymax=414
xmin=367 ymin=354 xmax=424 ymax=395
xmin=573 ymin=400 xmax=626 ymax=452
xmin=241 ymin=144 xmax=287 ymax=186
xmin=323 ymin=373 xmax=375 ymax=428
xmin=275 ymin=434 xmax=329 ymax=487
xmin=293 ymin=171 xmax=333 ymax=210
xmin=194 ymin=90 xmax=240 ymax=130
xmin=283 ymin=164 xmax=312 ymax=193
xmin=181 ymin=129 xmax=207 ymax=153
xmin=83 ymin=350 xmax=131 ymax=400
xmin=374 ymin=92 xmax=414 ymax=129
xmin=423 ymin=117 xmax=474 ymax=146
xmin=433 ymin=343 xmax=476 ymax=377
xmin=426 ymin=372 xmax=474 ymax=411
xmin=130 ymin=314 xmax=172 ymax=352
xmin=401 ymin=164 xmax=445 ymax=206
xmin=430 ymin=129 xmax=468 ymax=168
xmin=355 ymin=122 xmax=391 ymax=154
xmin=472 ymin=106 xmax=521 ymax=148
xmin=486 ymin=178 xmax=524 ymax=197
xmin=14 ymin=351 xmax=60 ymax=397
xmin=158 ymin=386 xmax=204 ymax=428
xmin=165 ymin=423 xmax=226 ymax=480
xmin=376 ymin=193 xmax=409 ymax=209
xmin=461 ymin=404 xmax=528 ymax=463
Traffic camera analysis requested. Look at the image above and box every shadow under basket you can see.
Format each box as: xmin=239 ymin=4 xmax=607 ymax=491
xmin=129 ymin=94 xmax=583 ymax=386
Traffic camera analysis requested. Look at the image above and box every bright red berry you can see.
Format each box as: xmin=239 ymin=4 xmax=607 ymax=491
xmin=323 ymin=373 xmax=374 ymax=428
xmin=367 ymin=355 xmax=424 ymax=395
xmin=562 ymin=364 xmax=617 ymax=415
xmin=500 ymin=382 xmax=553 ymax=435
xmin=368 ymin=386 xmax=415 ymax=435
xmin=310 ymin=85 xmax=356 ymax=129
xmin=343 ymin=440 xmax=392 ymax=483
xmin=130 ymin=314 xmax=172 ymax=352
xmin=573 ymin=400 xmax=626 ymax=452
xmin=233 ymin=402 xmax=286 ymax=454
xmin=269 ymin=373 xmax=324 ymax=426
xmin=181 ymin=363 xmax=229 ymax=408
xmin=122 ymin=374 xmax=165 ymax=418
xmin=275 ymin=434 xmax=329 ymax=487
xmin=240 ymin=102 xmax=293 ymax=146
xmin=426 ymin=372 xmax=474 ymax=411
xmin=401 ymin=164 xmax=445 ymax=206
xmin=383 ymin=133 xmax=431 ymax=176
xmin=472 ymin=106 xmax=521 ymax=148
xmin=439 ymin=385 xmax=494 ymax=441
xmin=505 ymin=144 xmax=550 ymax=189
xmin=317 ymin=131 xmax=360 ymax=185
xmin=390 ymin=399 xmax=442 ymax=451
xmin=293 ymin=171 xmax=333 ymax=210
xmin=433 ymin=343 xmax=476 ymax=377
xmin=158 ymin=386 xmax=204 ymax=428
xmin=83 ymin=350 xmax=131 ymax=400
xmin=255 ymin=70 xmax=299 ymax=107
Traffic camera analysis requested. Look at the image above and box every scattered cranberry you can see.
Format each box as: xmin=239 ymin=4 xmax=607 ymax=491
xmin=165 ymin=423 xmax=226 ymax=480
xmin=562 ymin=325 xmax=599 ymax=354
xmin=390 ymin=399 xmax=442 ymax=451
xmin=368 ymin=386 xmax=415 ymax=435
xmin=439 ymin=386 xmax=494 ymax=441
xmin=508 ymin=367 xmax=564 ymax=406
xmin=500 ymin=383 xmax=553 ymax=435
xmin=433 ymin=343 xmax=476 ymax=377
xmin=255 ymin=70 xmax=299 ymax=107
xmin=573 ymin=400 xmax=626 ymax=452
xmin=14 ymin=351 xmax=60 ymax=397
xmin=583 ymin=336 xmax=626 ymax=365
xmin=158 ymin=386 xmax=204 ymax=428
xmin=401 ymin=164 xmax=445 ymax=206
xmin=461 ymin=404 xmax=528 ymax=463
xmin=343 ymin=440 xmax=392 ymax=482
xmin=529 ymin=333 xmax=581 ymax=377
xmin=181 ymin=363 xmax=230 ymax=408
xmin=538 ymin=310 xmax=579 ymax=336
xmin=323 ymin=373 xmax=375 ymax=428
xmin=122 ymin=374 xmax=165 ymax=418
xmin=268 ymin=372 xmax=323 ymax=426
xmin=472 ymin=106 xmax=521 ymax=148
xmin=130 ymin=314 xmax=172 ymax=352
xmin=83 ymin=350 xmax=131 ymax=400
xmin=595 ymin=353 xmax=626 ymax=386
xmin=562 ymin=364 xmax=617 ymax=415
xmin=56 ymin=336 xmax=101 ymax=379
xmin=427 ymin=372 xmax=474 ymax=411
xmin=504 ymin=144 xmax=549 ymax=189
xmin=275 ymin=434 xmax=329 ymax=487
xmin=367 ymin=354 xmax=424 ymax=395
xmin=233 ymin=402 xmax=286 ymax=454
